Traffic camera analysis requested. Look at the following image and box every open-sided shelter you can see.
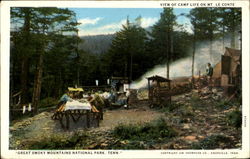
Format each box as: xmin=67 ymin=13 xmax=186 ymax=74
xmin=147 ymin=75 xmax=172 ymax=107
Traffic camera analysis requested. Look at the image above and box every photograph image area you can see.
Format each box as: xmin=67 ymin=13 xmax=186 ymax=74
xmin=9 ymin=7 xmax=242 ymax=150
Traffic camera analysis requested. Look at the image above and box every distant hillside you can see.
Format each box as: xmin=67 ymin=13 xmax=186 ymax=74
xmin=78 ymin=27 xmax=154 ymax=54
xmin=79 ymin=34 xmax=114 ymax=54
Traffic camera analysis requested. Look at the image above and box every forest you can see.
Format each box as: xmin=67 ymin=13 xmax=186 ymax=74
xmin=10 ymin=7 xmax=241 ymax=115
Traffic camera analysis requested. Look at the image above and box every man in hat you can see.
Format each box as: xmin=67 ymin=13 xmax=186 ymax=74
xmin=206 ymin=63 xmax=213 ymax=88
xmin=206 ymin=63 xmax=213 ymax=77
xmin=52 ymin=91 xmax=73 ymax=120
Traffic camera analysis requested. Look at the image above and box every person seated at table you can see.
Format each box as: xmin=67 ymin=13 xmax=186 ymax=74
xmin=87 ymin=95 xmax=100 ymax=113
xmin=52 ymin=91 xmax=73 ymax=120
xmin=57 ymin=91 xmax=73 ymax=107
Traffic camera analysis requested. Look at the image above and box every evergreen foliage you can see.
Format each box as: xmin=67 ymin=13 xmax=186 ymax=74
xmin=10 ymin=7 xmax=241 ymax=114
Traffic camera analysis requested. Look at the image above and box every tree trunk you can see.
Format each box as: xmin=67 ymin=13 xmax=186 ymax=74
xmin=166 ymin=60 xmax=170 ymax=79
xmin=20 ymin=8 xmax=31 ymax=105
xmin=76 ymin=31 xmax=80 ymax=87
xmin=169 ymin=30 xmax=173 ymax=79
xmin=222 ymin=25 xmax=225 ymax=52
xmin=32 ymin=47 xmax=44 ymax=115
xmin=130 ymin=53 xmax=133 ymax=82
xmin=208 ymin=10 xmax=213 ymax=63
xmin=20 ymin=58 xmax=29 ymax=104
xmin=77 ymin=66 xmax=80 ymax=87
xmin=55 ymin=70 xmax=62 ymax=98
xmin=231 ymin=9 xmax=236 ymax=49
xmin=231 ymin=30 xmax=236 ymax=48
xmin=209 ymin=38 xmax=212 ymax=63
xmin=124 ymin=62 xmax=127 ymax=80
xmin=191 ymin=34 xmax=196 ymax=84
xmin=167 ymin=32 xmax=172 ymax=79
xmin=222 ymin=9 xmax=225 ymax=52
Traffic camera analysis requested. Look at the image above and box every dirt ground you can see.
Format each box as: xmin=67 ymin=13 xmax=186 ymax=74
xmin=9 ymin=103 xmax=164 ymax=149
xmin=100 ymin=106 xmax=164 ymax=129
xmin=9 ymin=88 xmax=241 ymax=150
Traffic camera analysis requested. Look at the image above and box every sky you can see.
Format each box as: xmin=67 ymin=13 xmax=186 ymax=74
xmin=69 ymin=8 xmax=192 ymax=36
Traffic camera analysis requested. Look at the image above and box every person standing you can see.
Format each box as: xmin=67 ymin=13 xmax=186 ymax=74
xmin=206 ymin=63 xmax=213 ymax=88
xmin=206 ymin=63 xmax=213 ymax=77
xmin=124 ymin=89 xmax=130 ymax=109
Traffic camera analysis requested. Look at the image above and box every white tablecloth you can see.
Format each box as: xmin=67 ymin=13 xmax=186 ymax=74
xmin=65 ymin=100 xmax=91 ymax=111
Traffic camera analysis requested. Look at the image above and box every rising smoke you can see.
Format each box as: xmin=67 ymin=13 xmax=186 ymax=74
xmin=130 ymin=38 xmax=237 ymax=89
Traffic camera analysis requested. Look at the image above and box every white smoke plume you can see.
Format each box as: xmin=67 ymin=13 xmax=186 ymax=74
xmin=130 ymin=38 xmax=235 ymax=89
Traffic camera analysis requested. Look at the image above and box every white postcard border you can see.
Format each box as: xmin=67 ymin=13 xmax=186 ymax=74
xmin=1 ymin=1 xmax=249 ymax=158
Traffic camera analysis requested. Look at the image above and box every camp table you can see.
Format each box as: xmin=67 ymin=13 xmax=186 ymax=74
xmin=52 ymin=100 xmax=100 ymax=130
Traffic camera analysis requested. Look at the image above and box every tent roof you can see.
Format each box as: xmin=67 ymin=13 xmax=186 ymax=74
xmin=68 ymin=87 xmax=83 ymax=92
xmin=147 ymin=75 xmax=171 ymax=82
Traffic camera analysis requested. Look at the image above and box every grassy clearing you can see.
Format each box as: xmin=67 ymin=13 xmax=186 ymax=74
xmin=23 ymin=118 xmax=177 ymax=150
xmin=214 ymin=99 xmax=242 ymax=128
xmin=160 ymin=103 xmax=181 ymax=113
xmin=215 ymin=100 xmax=233 ymax=109
xmin=189 ymin=94 xmax=207 ymax=109
xmin=226 ymin=110 xmax=242 ymax=128
xmin=26 ymin=131 xmax=89 ymax=150
xmin=191 ymin=134 xmax=233 ymax=149
xmin=112 ymin=117 xmax=177 ymax=149
xmin=113 ymin=117 xmax=176 ymax=141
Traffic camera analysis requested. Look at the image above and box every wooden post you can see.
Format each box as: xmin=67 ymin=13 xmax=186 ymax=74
xmin=66 ymin=111 xmax=69 ymax=130
xmin=97 ymin=113 xmax=100 ymax=127
xmin=169 ymin=81 xmax=171 ymax=103
xmin=147 ymin=79 xmax=150 ymax=92
xmin=148 ymin=79 xmax=151 ymax=102
xmin=99 ymin=104 xmax=103 ymax=120
xmin=59 ymin=113 xmax=65 ymax=129
xmin=86 ymin=111 xmax=90 ymax=128
xmin=168 ymin=81 xmax=171 ymax=89
xmin=157 ymin=81 xmax=160 ymax=105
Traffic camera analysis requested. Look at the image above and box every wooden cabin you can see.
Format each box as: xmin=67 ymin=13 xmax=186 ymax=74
xmin=221 ymin=47 xmax=241 ymax=86
xmin=212 ymin=47 xmax=241 ymax=85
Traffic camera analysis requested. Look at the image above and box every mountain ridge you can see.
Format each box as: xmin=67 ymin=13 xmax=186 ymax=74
xmin=79 ymin=34 xmax=115 ymax=54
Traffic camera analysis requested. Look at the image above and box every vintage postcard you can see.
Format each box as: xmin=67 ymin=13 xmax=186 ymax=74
xmin=1 ymin=0 xmax=249 ymax=158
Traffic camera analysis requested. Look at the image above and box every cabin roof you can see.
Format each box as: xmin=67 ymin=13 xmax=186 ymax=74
xmin=147 ymin=75 xmax=171 ymax=82
xmin=111 ymin=76 xmax=129 ymax=80
xmin=225 ymin=47 xmax=241 ymax=57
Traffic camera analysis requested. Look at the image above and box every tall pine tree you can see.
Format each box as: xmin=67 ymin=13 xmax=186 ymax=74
xmin=149 ymin=8 xmax=177 ymax=78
